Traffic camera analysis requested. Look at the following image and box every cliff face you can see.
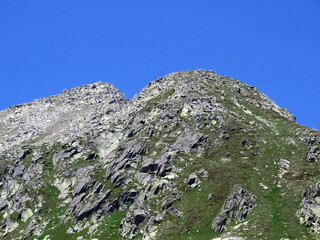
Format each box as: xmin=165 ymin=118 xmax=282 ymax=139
xmin=0 ymin=70 xmax=319 ymax=240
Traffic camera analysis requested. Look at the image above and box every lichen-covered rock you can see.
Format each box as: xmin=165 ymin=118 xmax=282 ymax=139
xmin=73 ymin=176 xmax=95 ymax=197
xmin=119 ymin=200 xmax=149 ymax=239
xmin=121 ymin=190 xmax=140 ymax=204
xmin=140 ymin=158 xmax=158 ymax=174
xmin=212 ymin=185 xmax=257 ymax=233
xmin=296 ymin=184 xmax=320 ymax=234
xmin=0 ymin=199 xmax=8 ymax=211
xmin=75 ymin=189 xmax=111 ymax=221
xmin=106 ymin=141 xmax=148 ymax=181
xmin=306 ymin=146 xmax=320 ymax=162
xmin=53 ymin=147 xmax=79 ymax=168
xmin=12 ymin=164 xmax=26 ymax=178
xmin=172 ymin=131 xmax=207 ymax=153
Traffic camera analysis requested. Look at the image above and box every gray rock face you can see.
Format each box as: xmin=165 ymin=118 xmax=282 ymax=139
xmin=155 ymin=153 xmax=172 ymax=177
xmin=18 ymin=148 xmax=31 ymax=161
xmin=137 ymin=172 xmax=152 ymax=185
xmin=12 ymin=164 xmax=26 ymax=178
xmin=121 ymin=190 xmax=139 ymax=204
xmin=128 ymin=115 xmax=146 ymax=138
xmin=140 ymin=158 xmax=158 ymax=174
xmin=306 ymin=146 xmax=320 ymax=162
xmin=305 ymin=134 xmax=320 ymax=146
xmin=212 ymin=185 xmax=257 ymax=233
xmin=119 ymin=200 xmax=149 ymax=239
xmin=0 ymin=199 xmax=8 ymax=211
xmin=106 ymin=141 xmax=148 ymax=182
xmin=296 ymin=184 xmax=320 ymax=234
xmin=100 ymin=198 xmax=120 ymax=215
xmin=53 ymin=147 xmax=79 ymax=168
xmin=172 ymin=131 xmax=207 ymax=153
xmin=68 ymin=193 xmax=86 ymax=213
xmin=5 ymin=164 xmax=25 ymax=178
xmin=75 ymin=189 xmax=111 ymax=221
xmin=73 ymin=176 xmax=95 ymax=197
xmin=66 ymin=177 xmax=98 ymax=216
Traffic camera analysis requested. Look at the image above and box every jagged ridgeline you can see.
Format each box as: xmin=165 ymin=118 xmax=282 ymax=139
xmin=0 ymin=70 xmax=319 ymax=240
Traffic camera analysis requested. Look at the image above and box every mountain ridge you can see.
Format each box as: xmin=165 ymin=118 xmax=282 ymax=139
xmin=0 ymin=70 xmax=319 ymax=240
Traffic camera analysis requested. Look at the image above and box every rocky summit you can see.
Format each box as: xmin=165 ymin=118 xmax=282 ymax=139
xmin=0 ymin=70 xmax=319 ymax=240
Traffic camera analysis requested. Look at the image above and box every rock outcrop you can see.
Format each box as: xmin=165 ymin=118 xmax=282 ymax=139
xmin=296 ymin=184 xmax=320 ymax=234
xmin=212 ymin=185 xmax=257 ymax=233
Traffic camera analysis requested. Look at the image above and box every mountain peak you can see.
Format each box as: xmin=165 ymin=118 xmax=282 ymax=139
xmin=0 ymin=81 xmax=128 ymax=152
xmin=0 ymin=70 xmax=318 ymax=240
xmin=61 ymin=81 xmax=117 ymax=95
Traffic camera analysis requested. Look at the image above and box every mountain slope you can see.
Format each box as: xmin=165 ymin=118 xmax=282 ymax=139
xmin=0 ymin=70 xmax=319 ymax=240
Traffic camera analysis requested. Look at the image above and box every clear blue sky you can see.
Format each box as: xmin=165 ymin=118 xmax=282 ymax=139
xmin=0 ymin=1 xmax=319 ymax=129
